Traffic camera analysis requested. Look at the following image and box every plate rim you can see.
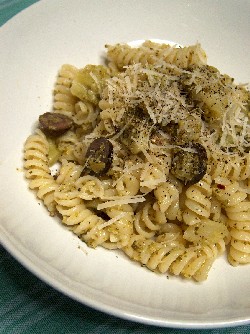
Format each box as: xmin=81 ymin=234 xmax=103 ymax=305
xmin=0 ymin=0 xmax=250 ymax=329
xmin=1 ymin=231 xmax=250 ymax=329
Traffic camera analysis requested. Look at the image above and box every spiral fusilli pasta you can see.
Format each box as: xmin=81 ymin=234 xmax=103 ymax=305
xmin=53 ymin=64 xmax=79 ymax=117
xmin=209 ymin=152 xmax=250 ymax=181
xmin=70 ymin=65 xmax=111 ymax=105
xmin=134 ymin=201 xmax=166 ymax=238
xmin=182 ymin=174 xmax=212 ymax=225
xmin=153 ymin=182 xmax=181 ymax=220
xmin=23 ymin=40 xmax=250 ymax=282
xmin=123 ymin=236 xmax=225 ymax=281
xmin=213 ymin=178 xmax=250 ymax=265
xmin=24 ymin=129 xmax=58 ymax=214
xmin=106 ymin=41 xmax=207 ymax=70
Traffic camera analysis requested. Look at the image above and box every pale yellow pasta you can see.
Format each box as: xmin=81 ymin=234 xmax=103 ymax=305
xmin=73 ymin=100 xmax=98 ymax=131
xmin=123 ymin=236 xmax=223 ymax=281
xmin=55 ymin=168 xmax=132 ymax=249
xmin=209 ymin=197 xmax=228 ymax=226
xmin=140 ymin=161 xmax=167 ymax=192
xmin=170 ymin=249 xmax=215 ymax=282
xmin=56 ymin=130 xmax=82 ymax=163
xmin=182 ymin=174 xmax=212 ymax=225
xmin=157 ymin=222 xmax=185 ymax=244
xmin=106 ymin=41 xmax=207 ymax=70
xmin=70 ymin=65 xmax=111 ymax=105
xmin=134 ymin=202 xmax=166 ymax=238
xmin=153 ymin=182 xmax=180 ymax=220
xmin=76 ymin=175 xmax=105 ymax=200
xmin=24 ymin=129 xmax=58 ymax=214
xmin=227 ymin=220 xmax=250 ymax=266
xmin=211 ymin=178 xmax=250 ymax=265
xmin=53 ymin=64 xmax=79 ymax=116
xmin=225 ymin=197 xmax=250 ymax=266
xmin=56 ymin=160 xmax=83 ymax=185
xmin=209 ymin=152 xmax=250 ymax=181
xmin=248 ymin=178 xmax=250 ymax=199
xmin=212 ymin=178 xmax=247 ymax=208
xmin=102 ymin=204 xmax=134 ymax=249
xmin=183 ymin=218 xmax=229 ymax=244
xmin=54 ymin=184 xmax=108 ymax=248
xmin=102 ymin=178 xmax=118 ymax=198
xmin=115 ymin=172 xmax=140 ymax=196
xmin=24 ymin=40 xmax=250 ymax=282
xmin=182 ymin=65 xmax=248 ymax=125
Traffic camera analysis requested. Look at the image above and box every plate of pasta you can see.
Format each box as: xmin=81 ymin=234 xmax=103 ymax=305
xmin=0 ymin=0 xmax=250 ymax=329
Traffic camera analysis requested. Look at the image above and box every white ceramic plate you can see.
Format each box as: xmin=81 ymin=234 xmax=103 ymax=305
xmin=0 ymin=0 xmax=249 ymax=329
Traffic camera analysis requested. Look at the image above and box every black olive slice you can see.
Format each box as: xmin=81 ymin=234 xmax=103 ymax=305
xmin=39 ymin=112 xmax=73 ymax=137
xmin=84 ymin=137 xmax=113 ymax=175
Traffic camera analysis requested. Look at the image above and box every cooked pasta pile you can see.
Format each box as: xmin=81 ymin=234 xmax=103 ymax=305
xmin=23 ymin=41 xmax=250 ymax=281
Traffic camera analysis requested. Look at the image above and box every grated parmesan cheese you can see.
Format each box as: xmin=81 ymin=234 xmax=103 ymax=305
xmin=97 ymin=195 xmax=146 ymax=210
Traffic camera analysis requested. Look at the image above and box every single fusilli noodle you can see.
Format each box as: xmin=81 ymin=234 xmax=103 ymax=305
xmin=54 ymin=163 xmax=109 ymax=247
xmin=106 ymin=41 xmax=207 ymax=70
xmin=24 ymin=129 xmax=58 ymax=214
xmin=213 ymin=178 xmax=247 ymax=208
xmin=54 ymin=183 xmax=109 ymax=247
xmin=53 ymin=64 xmax=79 ymax=117
xmin=76 ymin=175 xmax=105 ymax=200
xmin=212 ymin=178 xmax=250 ymax=265
xmin=123 ymin=236 xmax=225 ymax=281
xmin=71 ymin=65 xmax=111 ymax=105
xmin=153 ymin=182 xmax=181 ymax=220
xmin=182 ymin=173 xmax=212 ymax=225
xmin=227 ymin=217 xmax=250 ymax=266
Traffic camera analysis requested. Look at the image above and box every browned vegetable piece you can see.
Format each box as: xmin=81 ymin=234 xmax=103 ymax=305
xmin=84 ymin=137 xmax=113 ymax=175
xmin=171 ymin=143 xmax=207 ymax=185
xmin=161 ymin=121 xmax=178 ymax=141
xmin=39 ymin=112 xmax=73 ymax=137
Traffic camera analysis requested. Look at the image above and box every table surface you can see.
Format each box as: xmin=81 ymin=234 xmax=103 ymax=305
xmin=0 ymin=1 xmax=250 ymax=333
